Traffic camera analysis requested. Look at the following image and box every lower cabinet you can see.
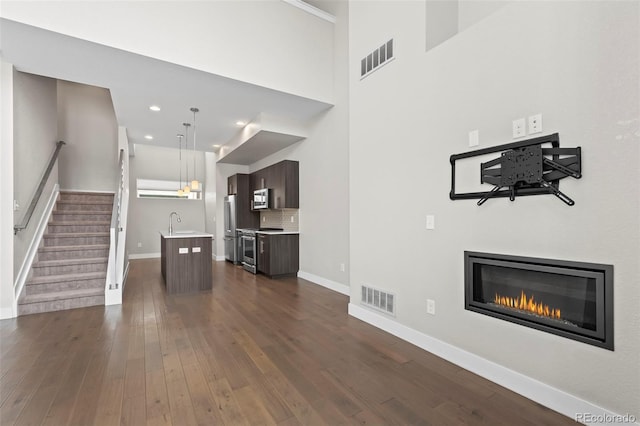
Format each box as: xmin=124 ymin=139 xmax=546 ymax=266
xmin=257 ymin=233 xmax=299 ymax=278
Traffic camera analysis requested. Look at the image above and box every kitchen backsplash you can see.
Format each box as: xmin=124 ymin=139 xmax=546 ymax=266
xmin=260 ymin=209 xmax=299 ymax=232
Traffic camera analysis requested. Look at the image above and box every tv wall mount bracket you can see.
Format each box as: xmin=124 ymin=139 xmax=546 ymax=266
xmin=449 ymin=133 xmax=582 ymax=206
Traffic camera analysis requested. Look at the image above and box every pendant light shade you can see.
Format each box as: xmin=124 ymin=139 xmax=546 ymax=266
xmin=190 ymin=107 xmax=200 ymax=191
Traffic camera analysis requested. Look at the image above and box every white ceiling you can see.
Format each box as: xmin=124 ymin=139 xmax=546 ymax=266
xmin=0 ymin=18 xmax=332 ymax=157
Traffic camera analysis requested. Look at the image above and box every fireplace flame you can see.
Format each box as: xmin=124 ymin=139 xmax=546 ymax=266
xmin=494 ymin=290 xmax=561 ymax=320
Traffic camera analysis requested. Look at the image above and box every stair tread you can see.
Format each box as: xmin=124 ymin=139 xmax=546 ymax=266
xmin=33 ymin=257 xmax=108 ymax=267
xmin=57 ymin=200 xmax=113 ymax=205
xmin=20 ymin=287 xmax=104 ymax=304
xmin=44 ymin=232 xmax=110 ymax=237
xmin=60 ymin=191 xmax=114 ymax=195
xmin=49 ymin=221 xmax=111 ymax=225
xmin=53 ymin=210 xmax=112 ymax=214
xmin=39 ymin=244 xmax=110 ymax=252
xmin=27 ymin=271 xmax=106 ymax=285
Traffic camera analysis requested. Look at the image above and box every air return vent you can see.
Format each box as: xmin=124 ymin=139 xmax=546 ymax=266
xmin=360 ymin=39 xmax=394 ymax=79
xmin=361 ymin=284 xmax=396 ymax=316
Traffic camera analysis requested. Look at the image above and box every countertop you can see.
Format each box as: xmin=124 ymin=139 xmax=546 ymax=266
xmin=159 ymin=230 xmax=214 ymax=239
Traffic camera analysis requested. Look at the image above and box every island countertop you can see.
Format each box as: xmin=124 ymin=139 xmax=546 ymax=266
xmin=159 ymin=230 xmax=213 ymax=239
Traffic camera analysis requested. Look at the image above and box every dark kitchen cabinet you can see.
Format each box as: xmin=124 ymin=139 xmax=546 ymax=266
xmin=228 ymin=173 xmax=259 ymax=229
xmin=228 ymin=174 xmax=238 ymax=195
xmin=250 ymin=160 xmax=299 ymax=209
xmin=257 ymin=233 xmax=299 ymax=278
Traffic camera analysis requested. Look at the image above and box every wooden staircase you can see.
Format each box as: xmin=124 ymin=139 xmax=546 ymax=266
xmin=18 ymin=191 xmax=114 ymax=316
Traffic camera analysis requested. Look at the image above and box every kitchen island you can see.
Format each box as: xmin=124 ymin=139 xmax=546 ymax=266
xmin=160 ymin=230 xmax=213 ymax=294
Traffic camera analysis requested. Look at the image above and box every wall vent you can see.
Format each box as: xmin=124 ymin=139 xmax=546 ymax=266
xmin=360 ymin=39 xmax=394 ymax=80
xmin=361 ymin=284 xmax=396 ymax=316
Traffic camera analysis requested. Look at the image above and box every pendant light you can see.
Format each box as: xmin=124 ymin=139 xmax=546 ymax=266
xmin=190 ymin=107 xmax=200 ymax=190
xmin=177 ymin=133 xmax=184 ymax=196
xmin=182 ymin=122 xmax=191 ymax=194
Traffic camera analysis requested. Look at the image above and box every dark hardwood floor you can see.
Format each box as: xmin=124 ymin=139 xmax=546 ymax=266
xmin=0 ymin=259 xmax=578 ymax=425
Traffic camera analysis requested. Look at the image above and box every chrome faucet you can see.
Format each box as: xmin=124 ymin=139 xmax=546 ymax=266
xmin=169 ymin=211 xmax=181 ymax=234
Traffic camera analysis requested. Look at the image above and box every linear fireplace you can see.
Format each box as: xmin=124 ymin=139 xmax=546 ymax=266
xmin=464 ymin=251 xmax=613 ymax=350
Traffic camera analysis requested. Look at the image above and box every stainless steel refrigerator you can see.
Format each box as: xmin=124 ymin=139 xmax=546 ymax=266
xmin=223 ymin=195 xmax=240 ymax=263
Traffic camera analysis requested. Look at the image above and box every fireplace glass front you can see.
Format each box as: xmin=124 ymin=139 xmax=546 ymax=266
xmin=464 ymin=252 xmax=613 ymax=350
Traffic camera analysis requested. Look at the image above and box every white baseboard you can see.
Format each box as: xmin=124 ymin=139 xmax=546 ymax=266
xmin=13 ymin=184 xmax=59 ymax=314
xmin=128 ymin=252 xmax=161 ymax=260
xmin=298 ymin=271 xmax=350 ymax=295
xmin=348 ymin=303 xmax=637 ymax=426
xmin=214 ymin=255 xmax=226 ymax=261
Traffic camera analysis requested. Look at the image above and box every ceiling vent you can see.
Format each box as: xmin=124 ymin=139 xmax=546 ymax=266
xmin=361 ymin=284 xmax=395 ymax=316
xmin=360 ymin=39 xmax=394 ymax=80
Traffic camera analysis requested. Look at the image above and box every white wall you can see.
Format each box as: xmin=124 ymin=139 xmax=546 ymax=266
xmin=349 ymin=0 xmax=639 ymax=418
xmin=1 ymin=0 xmax=334 ymax=103
xmin=57 ymin=80 xmax=118 ymax=191
xmin=0 ymin=61 xmax=16 ymax=318
xmin=12 ymin=71 xmax=58 ymax=278
xmin=244 ymin=0 xmax=350 ymax=288
xmin=127 ymin=144 xmax=206 ymax=257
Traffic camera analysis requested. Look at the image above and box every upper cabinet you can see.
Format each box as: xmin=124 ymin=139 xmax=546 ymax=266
xmin=251 ymin=160 xmax=299 ymax=209
xmin=228 ymin=174 xmax=238 ymax=195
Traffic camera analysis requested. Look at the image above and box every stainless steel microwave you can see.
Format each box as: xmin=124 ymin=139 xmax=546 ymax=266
xmin=253 ymin=188 xmax=270 ymax=210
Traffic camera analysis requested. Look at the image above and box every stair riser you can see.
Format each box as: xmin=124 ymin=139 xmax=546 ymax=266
xmin=59 ymin=194 xmax=114 ymax=202
xmin=32 ymin=262 xmax=107 ymax=277
xmin=56 ymin=203 xmax=112 ymax=212
xmin=44 ymin=236 xmax=110 ymax=247
xmin=48 ymin=224 xmax=110 ymax=234
xmin=38 ymin=248 xmax=109 ymax=261
xmin=25 ymin=278 xmax=105 ymax=295
xmin=52 ymin=213 xmax=112 ymax=222
xmin=18 ymin=295 xmax=105 ymax=316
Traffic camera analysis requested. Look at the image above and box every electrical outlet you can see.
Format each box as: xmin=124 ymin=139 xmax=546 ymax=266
xmin=290 ymin=215 xmax=294 ymax=223
xmin=427 ymin=299 xmax=436 ymax=315
xmin=512 ymin=118 xmax=526 ymax=138
xmin=528 ymin=114 xmax=542 ymax=134
xmin=426 ymin=215 xmax=435 ymax=230
xmin=468 ymin=129 xmax=479 ymax=147
xmin=262 ymin=216 xmax=266 ymax=222
xmin=137 ymin=242 xmax=142 ymax=248
xmin=340 ymin=263 xmax=345 ymax=272
xmin=13 ymin=200 xmax=19 ymax=211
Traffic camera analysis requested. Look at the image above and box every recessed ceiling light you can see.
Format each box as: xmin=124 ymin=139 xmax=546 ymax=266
xmin=144 ymin=135 xmax=154 ymax=140
xmin=236 ymin=121 xmax=246 ymax=126
xmin=212 ymin=144 xmax=221 ymax=148
xmin=149 ymin=105 xmax=161 ymax=112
